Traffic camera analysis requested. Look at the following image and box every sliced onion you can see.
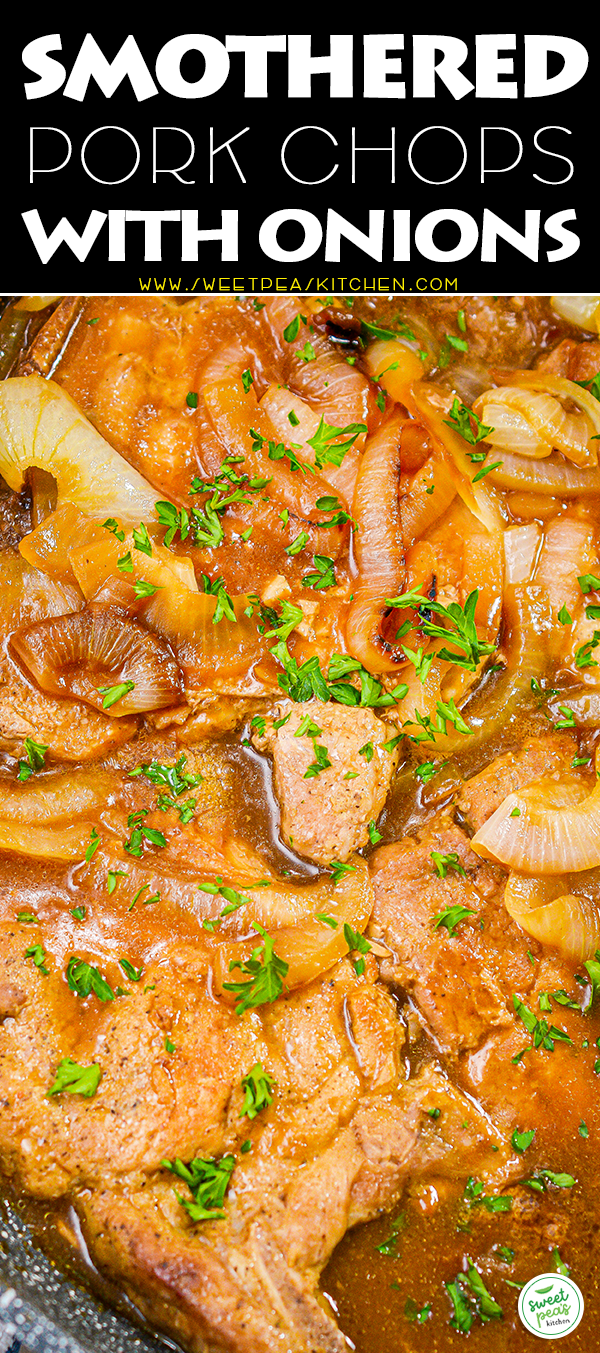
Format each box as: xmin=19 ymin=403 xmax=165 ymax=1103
xmin=410 ymin=383 xmax=504 ymax=532
xmin=472 ymin=773 xmax=600 ymax=873
xmin=0 ymin=552 xmax=83 ymax=633
xmin=0 ymin=769 xmax=113 ymax=861
xmin=552 ymin=295 xmax=600 ymax=332
xmin=212 ymin=857 xmax=373 ymax=997
xmin=204 ymin=377 xmax=337 ymax=520
xmin=258 ymin=383 xmax=357 ymax=506
xmin=533 ymin=514 xmax=597 ymax=648
xmin=459 ymin=582 xmax=553 ymax=748
xmin=69 ymin=529 xmax=198 ymax=602
xmin=504 ymin=871 xmax=600 ymax=962
xmin=399 ymin=448 xmax=457 ymax=547
xmin=363 ymin=338 xmax=425 ymax=406
xmin=263 ymin=297 xmax=375 ymax=430
xmin=0 ymin=770 xmax=112 ymax=823
xmin=486 ymin=451 xmax=600 ymax=496
xmin=503 ymin=524 xmax=542 ymax=585
xmin=143 ymin=586 xmax=265 ymax=688
xmin=474 ymin=376 xmax=600 ymax=469
xmin=11 ymin=608 xmax=183 ymax=716
xmin=0 ymin=820 xmax=94 ymax=861
xmin=346 ymin=412 xmax=407 ymax=671
xmin=19 ymin=503 xmax=107 ymax=582
xmin=0 ymin=377 xmax=159 ymax=522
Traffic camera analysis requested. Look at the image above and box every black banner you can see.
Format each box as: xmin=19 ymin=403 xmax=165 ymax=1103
xmin=3 ymin=27 xmax=595 ymax=293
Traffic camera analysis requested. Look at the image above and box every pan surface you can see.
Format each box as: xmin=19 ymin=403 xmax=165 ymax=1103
xmin=0 ymin=1196 xmax=169 ymax=1353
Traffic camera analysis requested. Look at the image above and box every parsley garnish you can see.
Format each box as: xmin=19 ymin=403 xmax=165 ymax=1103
xmin=161 ymin=1153 xmax=235 ymax=1222
xmin=97 ymin=680 xmax=135 ymax=710
xmin=132 ymin=522 xmax=153 ymax=556
xmin=119 ymin=958 xmax=143 ymax=983
xmin=102 ymin=517 xmax=125 ymax=542
xmin=511 ymin=1128 xmax=535 ymax=1153
xmin=25 ymin=943 xmax=49 ymax=975
xmin=386 ymin=588 xmax=494 ymax=673
xmin=84 ymin=827 xmax=101 ymax=861
xmin=443 ymin=397 xmax=494 ymax=445
xmin=306 ymin=417 xmax=366 ymax=469
xmin=240 ymin=1062 xmax=275 ymax=1119
xmin=432 ymin=904 xmax=474 ymax=936
xmin=16 ymin=736 xmax=47 ymax=782
xmin=330 ymin=860 xmax=357 ymax=886
xmin=66 ymin=957 xmax=114 ymax=1002
xmin=48 ymin=1058 xmax=101 ymax=1098
xmin=343 ymin=922 xmax=371 ymax=976
xmin=302 ymin=555 xmax=336 ymax=590
xmin=430 ymin=851 xmax=466 ymax=880
xmin=223 ymin=924 xmax=288 ymax=1014
xmin=512 ymin=994 xmax=572 ymax=1051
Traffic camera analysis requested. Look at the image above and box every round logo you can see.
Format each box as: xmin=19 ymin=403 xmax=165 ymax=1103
xmin=518 ymin=1273 xmax=584 ymax=1339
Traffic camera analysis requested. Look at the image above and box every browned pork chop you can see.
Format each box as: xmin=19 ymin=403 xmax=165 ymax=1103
xmin=253 ymin=702 xmax=398 ymax=865
xmin=0 ymin=885 xmax=510 ymax=1353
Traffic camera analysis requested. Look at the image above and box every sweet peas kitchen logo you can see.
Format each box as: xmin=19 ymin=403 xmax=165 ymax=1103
xmin=518 ymin=1273 xmax=584 ymax=1339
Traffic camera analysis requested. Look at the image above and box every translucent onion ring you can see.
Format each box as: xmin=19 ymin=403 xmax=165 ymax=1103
xmin=504 ymin=870 xmax=600 ymax=963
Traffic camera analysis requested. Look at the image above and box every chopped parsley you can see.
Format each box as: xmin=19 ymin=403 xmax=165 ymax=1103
xmin=330 ymin=861 xmax=357 ymax=885
xmin=25 ymin=943 xmax=49 ymax=975
xmin=432 ymin=904 xmax=475 ymax=936
xmin=304 ymin=743 xmax=332 ymax=779
xmin=48 ymin=1058 xmax=101 ymax=1098
xmin=223 ymin=924 xmax=289 ymax=1014
xmin=240 ymin=1062 xmax=275 ymax=1119
xmin=97 ymin=680 xmax=135 ymax=710
xmin=132 ymin=756 xmax=200 ymax=800
xmin=161 ymin=1153 xmax=235 ymax=1222
xmin=16 ymin=736 xmax=47 ymax=782
xmin=119 ymin=958 xmax=143 ymax=983
xmin=386 ymin=587 xmax=495 ymax=673
xmin=512 ymin=995 xmax=572 ymax=1052
xmin=511 ymin=1128 xmax=535 ymax=1153
xmin=66 ymin=957 xmax=114 ymax=1002
xmin=404 ymin=1298 xmax=431 ymax=1324
xmin=84 ymin=827 xmax=101 ymax=862
xmin=102 ymin=517 xmax=125 ymax=542
xmin=132 ymin=522 xmax=153 ymax=556
xmin=124 ymin=811 xmax=166 ymax=857
xmin=200 ymin=880 xmax=253 ymax=932
xmin=430 ymin=851 xmax=466 ymax=880
xmin=302 ymin=555 xmax=336 ymax=590
xmin=443 ymin=397 xmax=494 ymax=446
xmin=306 ymin=417 xmax=366 ymax=469
xmin=343 ymin=922 xmax=371 ymax=976
xmin=376 ymin=1212 xmax=406 ymax=1255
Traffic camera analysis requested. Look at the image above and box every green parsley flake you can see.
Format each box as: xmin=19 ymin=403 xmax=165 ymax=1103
xmin=48 ymin=1058 xmax=101 ymax=1098
xmin=240 ymin=1063 xmax=275 ymax=1119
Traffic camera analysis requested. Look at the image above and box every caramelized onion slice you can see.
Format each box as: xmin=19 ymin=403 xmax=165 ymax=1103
xmin=0 ymin=377 xmax=158 ymax=521
xmin=551 ymin=295 xmax=600 ymax=332
xmin=212 ymin=857 xmax=373 ymax=997
xmin=11 ymin=608 xmax=183 ymax=716
xmin=410 ymin=382 xmax=503 ymax=532
xmin=474 ymin=374 xmax=600 ymax=469
xmin=472 ymin=775 xmax=599 ymax=874
xmin=458 ymin=582 xmax=552 ymax=749
xmin=504 ymin=870 xmax=600 ymax=962
xmin=143 ymin=587 xmax=265 ymax=687
xmin=485 ymin=451 xmax=600 ymax=496
xmin=0 ymin=770 xmax=112 ymax=823
xmin=0 ymin=820 xmax=94 ymax=861
xmin=346 ymin=412 xmax=407 ymax=671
